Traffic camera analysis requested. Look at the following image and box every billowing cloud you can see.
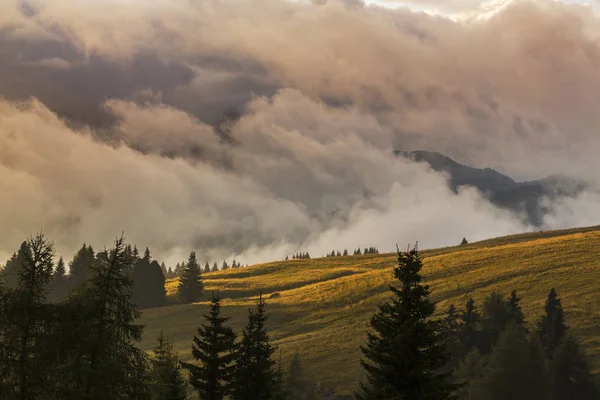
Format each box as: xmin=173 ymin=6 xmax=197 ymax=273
xmin=1 ymin=0 xmax=600 ymax=264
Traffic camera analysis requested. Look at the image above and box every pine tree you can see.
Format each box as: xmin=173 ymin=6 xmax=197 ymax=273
xmin=537 ymin=288 xmax=568 ymax=359
xmin=343 ymin=249 xmax=348 ymax=256
xmin=442 ymin=303 xmax=463 ymax=365
xmin=69 ymin=243 xmax=96 ymax=286
xmin=507 ymin=290 xmax=526 ymax=332
xmin=458 ymin=298 xmax=480 ymax=357
xmin=212 ymin=262 xmax=219 ymax=272
xmin=49 ymin=256 xmax=69 ymax=302
xmin=160 ymin=262 xmax=168 ymax=278
xmin=231 ymin=294 xmax=283 ymax=400
xmin=549 ymin=336 xmax=599 ymax=400
xmin=132 ymin=248 xmax=166 ymax=309
xmin=356 ymin=247 xmax=457 ymax=400
xmin=178 ymin=252 xmax=204 ymax=304
xmin=167 ymin=267 xmax=174 ymax=279
xmin=1 ymin=242 xmax=29 ymax=289
xmin=60 ymin=237 xmax=149 ymax=399
xmin=479 ymin=291 xmax=513 ymax=353
xmin=222 ymin=261 xmax=229 ymax=270
xmin=150 ymin=332 xmax=188 ymax=400
xmin=453 ymin=348 xmax=487 ymax=400
xmin=182 ymin=293 xmax=236 ymax=400
xmin=460 ymin=238 xmax=468 ymax=246
xmin=174 ymin=263 xmax=184 ymax=277
xmin=204 ymin=262 xmax=211 ymax=274
xmin=0 ymin=234 xmax=56 ymax=399
xmin=469 ymin=323 xmax=548 ymax=400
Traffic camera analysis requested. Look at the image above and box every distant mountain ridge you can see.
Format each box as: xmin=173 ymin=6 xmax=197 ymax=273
xmin=394 ymin=150 xmax=587 ymax=226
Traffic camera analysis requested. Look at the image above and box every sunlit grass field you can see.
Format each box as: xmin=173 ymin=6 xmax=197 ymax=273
xmin=141 ymin=226 xmax=600 ymax=396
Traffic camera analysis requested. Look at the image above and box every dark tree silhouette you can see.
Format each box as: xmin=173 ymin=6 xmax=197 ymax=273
xmin=49 ymin=256 xmax=69 ymax=302
xmin=183 ymin=293 xmax=236 ymax=400
xmin=69 ymin=243 xmax=96 ymax=286
xmin=356 ymin=246 xmax=457 ymax=400
xmin=178 ymin=252 xmax=204 ymax=304
xmin=0 ymin=235 xmax=56 ymax=399
xmin=537 ymin=288 xmax=567 ymax=359
xmin=470 ymin=323 xmax=548 ymax=400
xmin=150 ymin=332 xmax=187 ymax=400
xmin=549 ymin=336 xmax=600 ymax=400
xmin=231 ymin=294 xmax=284 ymax=400
xmin=62 ymin=237 xmax=149 ymax=399
xmin=1 ymin=241 xmax=30 ymax=289
xmin=458 ymin=297 xmax=480 ymax=357
xmin=132 ymin=248 xmax=166 ymax=309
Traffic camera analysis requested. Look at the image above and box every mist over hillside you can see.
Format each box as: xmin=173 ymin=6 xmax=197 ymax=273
xmin=2 ymin=0 xmax=600 ymax=265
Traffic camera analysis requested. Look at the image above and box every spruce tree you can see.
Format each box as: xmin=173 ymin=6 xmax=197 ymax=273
xmin=174 ymin=263 xmax=184 ymax=277
xmin=458 ymin=298 xmax=480 ymax=357
xmin=479 ymin=291 xmax=512 ymax=353
xmin=442 ymin=303 xmax=463 ymax=366
xmin=0 ymin=235 xmax=56 ymax=399
xmin=549 ymin=336 xmax=599 ymax=400
xmin=61 ymin=236 xmax=149 ymax=399
xmin=1 ymin=241 xmax=29 ymax=289
xmin=537 ymin=288 xmax=567 ymax=359
xmin=178 ymin=252 xmax=204 ymax=304
xmin=49 ymin=256 xmax=69 ymax=302
xmin=356 ymin=247 xmax=457 ymax=400
xmin=231 ymin=294 xmax=284 ymax=400
xmin=182 ymin=293 xmax=236 ymax=400
xmin=150 ymin=332 xmax=188 ymax=400
xmin=204 ymin=262 xmax=211 ymax=274
xmin=133 ymin=248 xmax=167 ymax=309
xmin=69 ymin=243 xmax=96 ymax=286
xmin=212 ymin=262 xmax=219 ymax=272
xmin=453 ymin=348 xmax=486 ymax=400
xmin=469 ymin=323 xmax=547 ymax=400
xmin=507 ymin=290 xmax=526 ymax=332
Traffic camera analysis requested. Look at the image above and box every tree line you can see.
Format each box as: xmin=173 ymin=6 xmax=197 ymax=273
xmin=285 ymin=246 xmax=380 ymax=261
xmin=1 ymin=242 xmax=250 ymax=310
xmin=0 ymin=234 xmax=334 ymax=400
xmin=356 ymin=246 xmax=600 ymax=399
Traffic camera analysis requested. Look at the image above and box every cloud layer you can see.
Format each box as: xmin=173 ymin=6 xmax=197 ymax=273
xmin=1 ymin=0 xmax=600 ymax=264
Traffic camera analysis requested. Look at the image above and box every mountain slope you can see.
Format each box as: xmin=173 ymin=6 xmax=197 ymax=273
xmin=141 ymin=226 xmax=600 ymax=396
xmin=394 ymin=150 xmax=587 ymax=225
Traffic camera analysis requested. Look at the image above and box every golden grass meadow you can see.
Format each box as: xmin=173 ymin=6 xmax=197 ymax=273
xmin=141 ymin=226 xmax=600 ymax=396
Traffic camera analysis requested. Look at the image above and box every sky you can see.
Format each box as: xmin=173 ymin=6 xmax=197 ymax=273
xmin=2 ymin=0 xmax=600 ymax=266
xmin=365 ymin=0 xmax=600 ymax=17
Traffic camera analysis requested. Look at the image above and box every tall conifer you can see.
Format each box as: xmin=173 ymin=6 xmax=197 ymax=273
xmin=62 ymin=237 xmax=149 ymax=399
xmin=231 ymin=294 xmax=284 ymax=400
xmin=178 ymin=252 xmax=204 ymax=304
xmin=150 ymin=332 xmax=188 ymax=400
xmin=182 ymin=293 xmax=236 ymax=400
xmin=356 ymin=246 xmax=457 ymax=400
xmin=537 ymin=288 xmax=567 ymax=359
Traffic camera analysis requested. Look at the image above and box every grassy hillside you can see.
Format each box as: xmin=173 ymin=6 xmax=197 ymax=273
xmin=141 ymin=226 xmax=600 ymax=396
